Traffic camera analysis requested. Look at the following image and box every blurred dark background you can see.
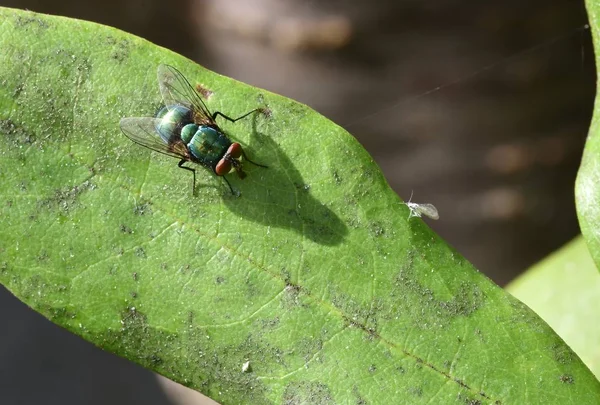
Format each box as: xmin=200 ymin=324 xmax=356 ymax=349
xmin=0 ymin=0 xmax=595 ymax=404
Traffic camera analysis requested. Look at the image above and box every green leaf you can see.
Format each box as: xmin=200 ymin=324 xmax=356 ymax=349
xmin=507 ymin=237 xmax=600 ymax=380
xmin=0 ymin=7 xmax=598 ymax=404
xmin=577 ymin=1 xmax=600 ymax=270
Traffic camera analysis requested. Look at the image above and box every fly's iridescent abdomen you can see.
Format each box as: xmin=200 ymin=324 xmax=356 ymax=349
xmin=155 ymin=105 xmax=193 ymax=143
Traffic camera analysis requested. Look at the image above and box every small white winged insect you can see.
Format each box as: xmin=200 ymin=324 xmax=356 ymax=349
xmin=404 ymin=191 xmax=439 ymax=220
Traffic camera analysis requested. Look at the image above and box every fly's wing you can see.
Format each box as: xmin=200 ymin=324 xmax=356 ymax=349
xmin=120 ymin=117 xmax=189 ymax=160
xmin=157 ymin=64 xmax=213 ymax=124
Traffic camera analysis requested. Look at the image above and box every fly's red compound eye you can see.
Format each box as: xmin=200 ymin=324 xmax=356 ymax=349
xmin=215 ymin=159 xmax=232 ymax=176
xmin=228 ymin=143 xmax=243 ymax=159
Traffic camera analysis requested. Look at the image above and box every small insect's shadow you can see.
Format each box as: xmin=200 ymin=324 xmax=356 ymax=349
xmin=222 ymin=113 xmax=348 ymax=246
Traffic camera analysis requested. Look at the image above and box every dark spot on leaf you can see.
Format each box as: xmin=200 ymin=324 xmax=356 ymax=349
xmin=120 ymin=306 xmax=145 ymax=332
xmin=282 ymin=283 xmax=303 ymax=308
xmin=179 ymin=264 xmax=191 ymax=275
xmin=559 ymin=374 xmax=574 ymax=384
xmin=347 ymin=217 xmax=362 ymax=229
xmin=120 ymin=224 xmax=133 ymax=234
xmin=333 ymin=171 xmax=342 ymax=184
xmin=12 ymin=83 xmax=24 ymax=98
xmin=135 ymin=247 xmax=146 ymax=259
xmin=353 ymin=386 xmax=367 ymax=405
xmin=298 ymin=337 xmax=323 ymax=364
xmin=0 ymin=119 xmax=37 ymax=147
xmin=37 ymin=250 xmax=49 ymax=262
xmin=454 ymin=377 xmax=468 ymax=389
xmin=507 ymin=298 xmax=546 ymax=334
xmin=38 ymin=181 xmax=93 ymax=214
xmin=132 ymin=272 xmax=138 ymax=281
xmin=294 ymin=182 xmax=311 ymax=192
xmin=19 ymin=275 xmax=44 ymax=300
xmin=215 ymin=276 xmax=225 ymax=284
xmin=149 ymin=354 xmax=163 ymax=365
xmin=455 ymin=393 xmax=486 ymax=405
xmin=439 ymin=284 xmax=484 ymax=317
xmin=368 ymin=364 xmax=376 ymax=373
xmin=552 ymin=343 xmax=574 ymax=365
xmin=369 ymin=221 xmax=385 ymax=237
xmin=15 ymin=15 xmax=49 ymax=29
xmin=280 ymin=269 xmax=292 ymax=284
xmin=108 ymin=265 xmax=117 ymax=276
xmin=133 ymin=200 xmax=152 ymax=216
xmin=283 ymin=381 xmax=335 ymax=405
xmin=330 ymin=289 xmax=380 ymax=336
xmin=391 ymin=261 xmax=484 ymax=330
xmin=130 ymin=291 xmax=137 ymax=299
xmin=76 ymin=58 xmax=92 ymax=80
xmin=105 ymin=36 xmax=131 ymax=62
xmin=38 ymin=304 xmax=76 ymax=322
xmin=256 ymin=317 xmax=280 ymax=331
xmin=146 ymin=331 xmax=271 ymax=402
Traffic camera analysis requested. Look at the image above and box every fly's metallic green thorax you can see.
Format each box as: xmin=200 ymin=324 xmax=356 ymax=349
xmin=119 ymin=64 xmax=267 ymax=195
xmin=187 ymin=125 xmax=232 ymax=168
xmin=155 ymin=105 xmax=231 ymax=169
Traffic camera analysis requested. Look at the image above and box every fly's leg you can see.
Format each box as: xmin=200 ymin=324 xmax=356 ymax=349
xmin=213 ymin=108 xmax=268 ymax=172
xmin=241 ymin=149 xmax=268 ymax=168
xmin=178 ymin=159 xmax=196 ymax=195
xmin=212 ymin=109 xmax=259 ymax=123
xmin=222 ymin=176 xmax=239 ymax=196
xmin=178 ymin=159 xmax=238 ymax=196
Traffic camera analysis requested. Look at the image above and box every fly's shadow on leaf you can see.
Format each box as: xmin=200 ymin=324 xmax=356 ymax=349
xmin=224 ymin=114 xmax=348 ymax=246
